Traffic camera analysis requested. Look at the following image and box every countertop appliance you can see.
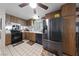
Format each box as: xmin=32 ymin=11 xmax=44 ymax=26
xmin=43 ymin=17 xmax=63 ymax=55
xmin=12 ymin=25 xmax=20 ymax=30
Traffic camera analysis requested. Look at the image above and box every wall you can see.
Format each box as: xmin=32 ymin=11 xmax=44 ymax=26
xmin=0 ymin=9 xmax=5 ymax=55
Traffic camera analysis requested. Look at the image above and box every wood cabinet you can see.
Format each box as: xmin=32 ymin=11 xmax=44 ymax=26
xmin=21 ymin=20 xmax=26 ymax=26
xmin=5 ymin=34 xmax=11 ymax=45
xmin=26 ymin=20 xmax=32 ymax=26
xmin=22 ymin=32 xmax=26 ymax=40
xmin=45 ymin=10 xmax=61 ymax=19
xmin=61 ymin=3 xmax=76 ymax=55
xmin=29 ymin=32 xmax=36 ymax=42
xmin=62 ymin=15 xmax=76 ymax=55
xmin=61 ymin=3 xmax=76 ymax=17
xmin=10 ymin=15 xmax=17 ymax=23
xmin=24 ymin=32 xmax=36 ymax=42
xmin=6 ymin=14 xmax=32 ymax=26
xmin=25 ymin=32 xmax=30 ymax=40
xmin=6 ymin=14 xmax=26 ymax=26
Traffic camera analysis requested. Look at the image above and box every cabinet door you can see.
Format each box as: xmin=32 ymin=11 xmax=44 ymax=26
xmin=10 ymin=16 xmax=13 ymax=22
xmin=21 ymin=20 xmax=26 ymax=26
xmin=22 ymin=32 xmax=26 ymax=40
xmin=26 ymin=32 xmax=30 ymax=40
xmin=10 ymin=16 xmax=17 ymax=23
xmin=26 ymin=20 xmax=32 ymax=26
xmin=63 ymin=15 xmax=76 ymax=55
xmin=5 ymin=34 xmax=11 ymax=45
xmin=61 ymin=3 xmax=76 ymax=16
xmin=29 ymin=32 xmax=35 ymax=42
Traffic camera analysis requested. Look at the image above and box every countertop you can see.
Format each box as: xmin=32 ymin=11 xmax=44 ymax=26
xmin=6 ymin=30 xmax=11 ymax=34
xmin=22 ymin=31 xmax=43 ymax=34
xmin=6 ymin=30 xmax=43 ymax=34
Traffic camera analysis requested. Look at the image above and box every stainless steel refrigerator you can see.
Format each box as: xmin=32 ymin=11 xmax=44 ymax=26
xmin=43 ymin=17 xmax=63 ymax=55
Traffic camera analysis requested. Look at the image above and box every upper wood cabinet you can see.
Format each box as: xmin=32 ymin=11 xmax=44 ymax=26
xmin=10 ymin=15 xmax=16 ymax=23
xmin=6 ymin=14 xmax=32 ymax=26
xmin=21 ymin=20 xmax=26 ymax=26
xmin=26 ymin=19 xmax=32 ymax=26
xmin=6 ymin=14 xmax=26 ymax=26
xmin=45 ymin=10 xmax=61 ymax=19
xmin=61 ymin=3 xmax=76 ymax=16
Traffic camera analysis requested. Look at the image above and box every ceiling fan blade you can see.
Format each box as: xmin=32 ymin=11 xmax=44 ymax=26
xmin=37 ymin=3 xmax=48 ymax=10
xmin=19 ymin=3 xmax=29 ymax=8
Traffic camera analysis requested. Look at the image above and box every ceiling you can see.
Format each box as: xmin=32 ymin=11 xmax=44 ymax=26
xmin=0 ymin=3 xmax=65 ymax=20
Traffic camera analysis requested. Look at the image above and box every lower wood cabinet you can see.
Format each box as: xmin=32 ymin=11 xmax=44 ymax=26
xmin=5 ymin=34 xmax=11 ymax=45
xmin=24 ymin=32 xmax=36 ymax=42
xmin=24 ymin=32 xmax=42 ymax=44
xmin=22 ymin=32 xmax=27 ymax=40
xmin=29 ymin=32 xmax=36 ymax=42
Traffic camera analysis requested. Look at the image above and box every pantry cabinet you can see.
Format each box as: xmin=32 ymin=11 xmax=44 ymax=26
xmin=62 ymin=15 xmax=76 ymax=55
xmin=61 ymin=3 xmax=76 ymax=55
xmin=61 ymin=3 xmax=76 ymax=17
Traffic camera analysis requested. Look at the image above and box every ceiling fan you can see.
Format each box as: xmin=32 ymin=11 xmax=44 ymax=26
xmin=19 ymin=3 xmax=48 ymax=19
xmin=19 ymin=3 xmax=48 ymax=10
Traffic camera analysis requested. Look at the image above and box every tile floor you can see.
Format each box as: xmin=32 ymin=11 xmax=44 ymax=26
xmin=5 ymin=40 xmax=55 ymax=56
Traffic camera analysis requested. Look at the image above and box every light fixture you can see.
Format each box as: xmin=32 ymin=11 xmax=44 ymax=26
xmin=46 ymin=19 xmax=49 ymax=26
xmin=29 ymin=3 xmax=37 ymax=8
xmin=33 ymin=14 xmax=39 ymax=19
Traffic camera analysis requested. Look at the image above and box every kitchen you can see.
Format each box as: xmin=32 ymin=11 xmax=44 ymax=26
xmin=4 ymin=3 xmax=64 ymax=56
xmin=0 ymin=3 xmax=78 ymax=56
xmin=5 ymin=14 xmax=43 ymax=45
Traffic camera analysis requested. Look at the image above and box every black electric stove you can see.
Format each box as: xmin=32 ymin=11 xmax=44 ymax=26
xmin=11 ymin=25 xmax=22 ymax=44
xmin=11 ymin=30 xmax=22 ymax=44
